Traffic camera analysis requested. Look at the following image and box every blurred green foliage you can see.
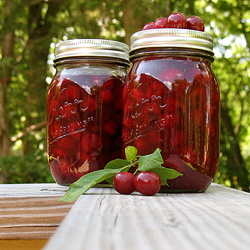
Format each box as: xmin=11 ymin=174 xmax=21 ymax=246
xmin=0 ymin=130 xmax=53 ymax=183
xmin=0 ymin=0 xmax=249 ymax=190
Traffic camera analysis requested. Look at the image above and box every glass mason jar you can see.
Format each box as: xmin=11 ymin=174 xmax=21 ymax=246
xmin=47 ymin=39 xmax=129 ymax=185
xmin=122 ymin=29 xmax=220 ymax=192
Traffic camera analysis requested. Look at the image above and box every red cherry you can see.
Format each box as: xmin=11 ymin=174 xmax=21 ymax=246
xmin=80 ymin=96 xmax=98 ymax=113
xmin=143 ymin=102 xmax=160 ymax=115
xmin=68 ymin=121 xmax=81 ymax=133
xmin=113 ymin=172 xmax=136 ymax=194
xmin=134 ymin=136 xmax=147 ymax=154
xmin=149 ymin=81 xmax=166 ymax=98
xmin=103 ymin=120 xmax=119 ymax=136
xmin=134 ymin=171 xmax=161 ymax=196
xmin=54 ymin=143 xmax=76 ymax=159
xmin=68 ymin=121 xmax=81 ymax=141
xmin=49 ymin=123 xmax=61 ymax=138
xmin=59 ymin=102 xmax=77 ymax=119
xmin=100 ymin=89 xmax=114 ymax=103
xmin=58 ymin=79 xmax=80 ymax=104
xmin=49 ymin=99 xmax=59 ymax=117
xmin=136 ymin=114 xmax=149 ymax=129
xmin=114 ymin=98 xmax=123 ymax=110
xmin=186 ymin=16 xmax=204 ymax=31
xmin=66 ymin=84 xmax=81 ymax=101
xmin=80 ymin=133 xmax=102 ymax=152
xmin=131 ymin=88 xmax=142 ymax=103
xmin=166 ymin=12 xmax=187 ymax=28
xmin=137 ymin=79 xmax=151 ymax=100
xmin=135 ymin=135 xmax=150 ymax=154
xmin=123 ymin=116 xmax=133 ymax=128
xmin=146 ymin=130 xmax=161 ymax=149
xmin=155 ymin=18 xmax=167 ymax=28
xmin=58 ymin=135 xmax=76 ymax=149
xmin=142 ymin=22 xmax=156 ymax=30
xmin=102 ymin=77 xmax=115 ymax=90
xmin=158 ymin=113 xmax=176 ymax=129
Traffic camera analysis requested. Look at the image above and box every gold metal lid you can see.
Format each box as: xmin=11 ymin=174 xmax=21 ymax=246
xmin=54 ymin=39 xmax=129 ymax=64
xmin=130 ymin=28 xmax=213 ymax=53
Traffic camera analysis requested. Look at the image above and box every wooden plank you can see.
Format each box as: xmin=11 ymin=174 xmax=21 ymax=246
xmin=0 ymin=183 xmax=68 ymax=198
xmin=0 ymin=239 xmax=47 ymax=250
xmin=0 ymin=184 xmax=74 ymax=240
xmin=43 ymin=184 xmax=250 ymax=250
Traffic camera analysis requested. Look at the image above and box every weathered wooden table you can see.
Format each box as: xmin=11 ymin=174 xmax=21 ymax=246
xmin=1 ymin=183 xmax=250 ymax=250
xmin=0 ymin=183 xmax=74 ymax=250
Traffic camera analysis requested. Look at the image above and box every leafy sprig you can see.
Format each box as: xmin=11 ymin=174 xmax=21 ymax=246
xmin=58 ymin=146 xmax=182 ymax=202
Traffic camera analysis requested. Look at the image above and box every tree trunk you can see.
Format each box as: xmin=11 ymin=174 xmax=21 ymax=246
xmin=220 ymin=103 xmax=249 ymax=190
xmin=22 ymin=1 xmax=61 ymax=154
xmin=0 ymin=0 xmax=15 ymax=157
xmin=0 ymin=83 xmax=10 ymax=157
xmin=122 ymin=0 xmax=143 ymax=46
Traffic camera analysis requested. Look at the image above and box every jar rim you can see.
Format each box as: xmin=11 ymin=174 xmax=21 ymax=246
xmin=54 ymin=39 xmax=130 ymax=64
xmin=130 ymin=28 xmax=214 ymax=54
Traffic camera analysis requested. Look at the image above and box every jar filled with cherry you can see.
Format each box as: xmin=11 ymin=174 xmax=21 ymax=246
xmin=47 ymin=39 xmax=129 ymax=185
xmin=122 ymin=13 xmax=220 ymax=192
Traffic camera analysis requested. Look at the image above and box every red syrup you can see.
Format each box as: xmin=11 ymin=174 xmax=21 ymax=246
xmin=47 ymin=74 xmax=124 ymax=185
xmin=122 ymin=56 xmax=220 ymax=192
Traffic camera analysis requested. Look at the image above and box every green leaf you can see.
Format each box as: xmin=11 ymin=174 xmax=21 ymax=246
xmin=125 ymin=146 xmax=138 ymax=161
xmin=150 ymin=165 xmax=183 ymax=180
xmin=104 ymin=158 xmax=130 ymax=169
xmin=137 ymin=148 xmax=164 ymax=172
xmin=160 ymin=178 xmax=169 ymax=186
xmin=104 ymin=159 xmax=131 ymax=184
xmin=58 ymin=168 xmax=124 ymax=202
xmin=58 ymin=147 xmax=183 ymax=202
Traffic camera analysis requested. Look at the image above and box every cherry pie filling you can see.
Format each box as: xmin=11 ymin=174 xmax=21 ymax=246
xmin=47 ymin=74 xmax=124 ymax=185
xmin=122 ymin=56 xmax=220 ymax=191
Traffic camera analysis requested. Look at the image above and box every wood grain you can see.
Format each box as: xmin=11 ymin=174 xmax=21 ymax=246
xmin=43 ymin=184 xmax=250 ymax=250
xmin=0 ymin=239 xmax=47 ymax=250
xmin=0 ymin=183 xmax=74 ymax=240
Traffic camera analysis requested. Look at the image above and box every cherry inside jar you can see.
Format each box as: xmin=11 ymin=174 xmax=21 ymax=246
xmin=47 ymin=39 xmax=129 ymax=185
xmin=122 ymin=29 xmax=220 ymax=192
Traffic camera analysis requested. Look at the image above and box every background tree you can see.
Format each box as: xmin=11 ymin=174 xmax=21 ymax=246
xmin=0 ymin=0 xmax=249 ymax=191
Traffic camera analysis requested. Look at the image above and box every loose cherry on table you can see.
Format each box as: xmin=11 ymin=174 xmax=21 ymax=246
xmin=113 ymin=171 xmax=162 ymax=196
xmin=113 ymin=172 xmax=136 ymax=194
xmin=134 ymin=171 xmax=161 ymax=196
